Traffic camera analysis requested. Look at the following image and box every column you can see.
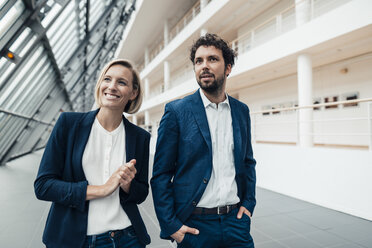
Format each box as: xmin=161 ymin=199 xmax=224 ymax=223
xmin=145 ymin=110 xmax=150 ymax=133
xmin=200 ymin=28 xmax=207 ymax=36
xmin=164 ymin=19 xmax=169 ymax=46
xmin=144 ymin=78 xmax=149 ymax=99
xmin=200 ymin=0 xmax=208 ymax=10
xmin=144 ymin=47 xmax=149 ymax=66
xmin=164 ymin=60 xmax=170 ymax=91
xmin=295 ymin=0 xmax=311 ymax=27
xmin=297 ymin=54 xmax=313 ymax=147
xmin=132 ymin=115 xmax=137 ymax=125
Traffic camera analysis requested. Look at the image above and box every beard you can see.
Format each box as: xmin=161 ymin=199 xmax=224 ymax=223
xmin=197 ymin=71 xmax=226 ymax=94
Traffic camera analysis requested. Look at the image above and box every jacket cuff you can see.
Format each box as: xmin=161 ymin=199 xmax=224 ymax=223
xmin=241 ymin=200 xmax=256 ymax=216
xmin=160 ymin=218 xmax=183 ymax=240
xmin=72 ymin=181 xmax=88 ymax=212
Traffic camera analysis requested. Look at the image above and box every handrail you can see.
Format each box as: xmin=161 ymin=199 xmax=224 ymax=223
xmin=168 ymin=0 xmax=201 ymax=41
xmin=251 ymin=98 xmax=372 ymax=115
xmin=231 ymin=0 xmax=351 ymax=55
xmin=0 ymin=108 xmax=54 ymax=126
xmin=230 ymin=2 xmax=297 ymax=46
xmin=251 ymin=97 xmax=372 ymax=150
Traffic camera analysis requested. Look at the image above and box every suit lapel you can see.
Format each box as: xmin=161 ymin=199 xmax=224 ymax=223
xmin=73 ymin=109 xmax=99 ymax=180
xmin=229 ymin=96 xmax=242 ymax=173
xmin=123 ymin=117 xmax=136 ymax=162
xmin=190 ymin=90 xmax=212 ymax=154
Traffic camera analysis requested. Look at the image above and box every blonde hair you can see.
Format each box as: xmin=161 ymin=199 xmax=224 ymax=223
xmin=94 ymin=59 xmax=142 ymax=114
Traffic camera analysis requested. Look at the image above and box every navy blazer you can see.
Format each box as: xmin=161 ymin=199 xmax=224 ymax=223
xmin=151 ymin=90 xmax=256 ymax=239
xmin=34 ymin=109 xmax=151 ymax=247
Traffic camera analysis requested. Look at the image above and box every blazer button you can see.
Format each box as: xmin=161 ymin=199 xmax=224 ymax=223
xmin=203 ymin=178 xmax=208 ymax=184
xmin=192 ymin=201 xmax=197 ymax=206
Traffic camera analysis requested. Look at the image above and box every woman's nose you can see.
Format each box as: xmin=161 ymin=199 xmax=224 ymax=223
xmin=108 ymin=80 xmax=116 ymax=90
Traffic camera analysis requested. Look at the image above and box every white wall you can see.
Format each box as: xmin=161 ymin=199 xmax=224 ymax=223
xmin=255 ymin=143 xmax=372 ymax=220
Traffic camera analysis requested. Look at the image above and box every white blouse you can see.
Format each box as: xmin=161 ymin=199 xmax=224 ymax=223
xmin=82 ymin=118 xmax=131 ymax=235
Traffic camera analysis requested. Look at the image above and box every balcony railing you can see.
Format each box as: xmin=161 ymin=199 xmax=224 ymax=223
xmin=250 ymin=98 xmax=372 ymax=151
xmin=168 ymin=1 xmax=201 ymax=42
xmin=231 ymin=0 xmax=352 ymax=56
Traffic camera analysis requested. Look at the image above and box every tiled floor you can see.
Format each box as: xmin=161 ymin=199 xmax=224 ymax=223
xmin=0 ymin=150 xmax=371 ymax=248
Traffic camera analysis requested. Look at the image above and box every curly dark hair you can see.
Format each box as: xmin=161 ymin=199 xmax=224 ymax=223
xmin=190 ymin=33 xmax=236 ymax=69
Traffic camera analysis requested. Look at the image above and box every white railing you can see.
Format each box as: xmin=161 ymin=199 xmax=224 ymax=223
xmin=168 ymin=1 xmax=201 ymax=42
xmin=250 ymin=98 xmax=372 ymax=150
xmin=142 ymin=65 xmax=194 ymax=102
xmin=169 ymin=65 xmax=194 ymax=89
xmin=148 ymin=80 xmax=164 ymax=99
xmin=231 ymin=0 xmax=352 ymax=56
xmin=149 ymin=40 xmax=164 ymax=63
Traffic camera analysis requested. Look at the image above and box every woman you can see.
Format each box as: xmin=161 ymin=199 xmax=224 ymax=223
xmin=34 ymin=59 xmax=151 ymax=248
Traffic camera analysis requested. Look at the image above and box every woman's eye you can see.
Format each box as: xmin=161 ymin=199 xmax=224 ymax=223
xmin=119 ymin=81 xmax=127 ymax=85
xmin=103 ymin=77 xmax=110 ymax=81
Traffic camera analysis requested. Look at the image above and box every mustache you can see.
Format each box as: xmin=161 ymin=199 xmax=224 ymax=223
xmin=200 ymin=71 xmax=214 ymax=78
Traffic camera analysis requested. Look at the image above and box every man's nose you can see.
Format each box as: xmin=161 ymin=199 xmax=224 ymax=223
xmin=201 ymin=60 xmax=209 ymax=70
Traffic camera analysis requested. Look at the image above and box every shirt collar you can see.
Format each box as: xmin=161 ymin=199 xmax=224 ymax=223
xmin=199 ymin=89 xmax=230 ymax=109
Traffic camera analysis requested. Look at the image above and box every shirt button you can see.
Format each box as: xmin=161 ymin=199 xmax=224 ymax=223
xmin=192 ymin=201 xmax=197 ymax=206
xmin=203 ymin=178 xmax=208 ymax=184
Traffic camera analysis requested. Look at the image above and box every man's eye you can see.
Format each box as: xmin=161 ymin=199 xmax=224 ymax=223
xmin=210 ymin=57 xmax=217 ymax=61
xmin=195 ymin=59 xmax=202 ymax=64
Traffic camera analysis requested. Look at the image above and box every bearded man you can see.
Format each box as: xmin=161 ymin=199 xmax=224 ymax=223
xmin=151 ymin=33 xmax=256 ymax=248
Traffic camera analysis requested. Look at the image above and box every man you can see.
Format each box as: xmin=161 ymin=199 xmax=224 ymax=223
xmin=151 ymin=33 xmax=256 ymax=248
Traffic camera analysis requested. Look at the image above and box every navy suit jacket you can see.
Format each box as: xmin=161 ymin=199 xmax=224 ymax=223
xmin=34 ymin=109 xmax=151 ymax=247
xmin=151 ymin=90 xmax=256 ymax=239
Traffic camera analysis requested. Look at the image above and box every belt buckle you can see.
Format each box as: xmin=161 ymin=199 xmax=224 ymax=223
xmin=217 ymin=205 xmax=229 ymax=215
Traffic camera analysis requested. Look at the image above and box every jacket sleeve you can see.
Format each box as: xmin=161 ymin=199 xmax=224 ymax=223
xmin=34 ymin=113 xmax=88 ymax=212
xmin=120 ymin=133 xmax=150 ymax=205
xmin=150 ymin=103 xmax=183 ymax=239
xmin=240 ymin=107 xmax=257 ymax=215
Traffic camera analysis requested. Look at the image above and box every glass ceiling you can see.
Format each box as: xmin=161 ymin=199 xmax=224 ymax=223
xmin=0 ymin=0 xmax=136 ymax=164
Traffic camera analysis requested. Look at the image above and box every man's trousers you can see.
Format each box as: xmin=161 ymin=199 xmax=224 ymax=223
xmin=177 ymin=207 xmax=254 ymax=248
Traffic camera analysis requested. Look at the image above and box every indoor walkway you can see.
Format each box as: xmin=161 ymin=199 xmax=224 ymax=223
xmin=0 ymin=150 xmax=371 ymax=248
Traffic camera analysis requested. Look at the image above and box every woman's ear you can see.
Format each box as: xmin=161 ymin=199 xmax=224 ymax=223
xmin=130 ymin=88 xmax=138 ymax=101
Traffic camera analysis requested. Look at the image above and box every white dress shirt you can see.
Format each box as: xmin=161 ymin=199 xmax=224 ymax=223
xmin=197 ymin=90 xmax=240 ymax=208
xmin=82 ymin=118 xmax=131 ymax=235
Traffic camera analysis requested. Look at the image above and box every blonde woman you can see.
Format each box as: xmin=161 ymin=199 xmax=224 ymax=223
xmin=35 ymin=59 xmax=150 ymax=248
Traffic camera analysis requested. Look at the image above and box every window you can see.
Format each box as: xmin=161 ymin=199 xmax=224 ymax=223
xmin=0 ymin=0 xmax=25 ymax=40
xmin=343 ymin=92 xmax=359 ymax=107
xmin=324 ymin=96 xmax=338 ymax=109
xmin=262 ymin=105 xmax=271 ymax=116
xmin=272 ymin=104 xmax=280 ymax=115
xmin=313 ymin=98 xmax=321 ymax=110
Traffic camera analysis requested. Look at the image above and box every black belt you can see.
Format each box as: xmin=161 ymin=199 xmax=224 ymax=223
xmin=192 ymin=203 xmax=239 ymax=215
